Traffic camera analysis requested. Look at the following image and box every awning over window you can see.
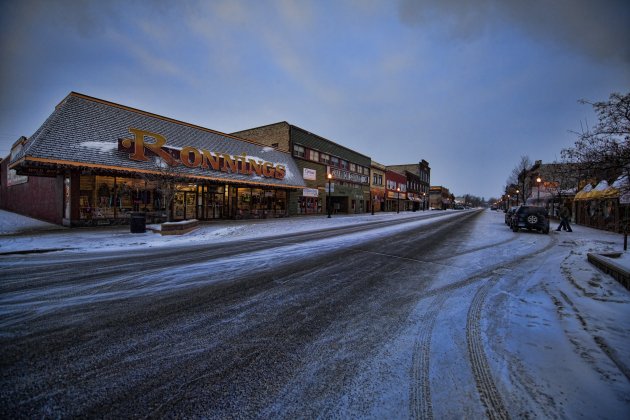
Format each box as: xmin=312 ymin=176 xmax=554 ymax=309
xmin=574 ymin=180 xmax=619 ymax=201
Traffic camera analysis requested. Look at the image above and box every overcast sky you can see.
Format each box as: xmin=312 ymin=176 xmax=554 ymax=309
xmin=1 ymin=0 xmax=628 ymax=199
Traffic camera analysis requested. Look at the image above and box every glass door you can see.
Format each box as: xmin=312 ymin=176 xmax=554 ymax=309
xmin=173 ymin=192 xmax=185 ymax=220
xmin=204 ymin=186 xmax=224 ymax=219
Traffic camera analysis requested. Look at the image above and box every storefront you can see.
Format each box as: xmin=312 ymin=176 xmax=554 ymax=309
xmin=574 ymin=177 xmax=628 ymax=233
xmin=5 ymin=92 xmax=305 ymax=226
xmin=385 ymin=170 xmax=407 ymax=212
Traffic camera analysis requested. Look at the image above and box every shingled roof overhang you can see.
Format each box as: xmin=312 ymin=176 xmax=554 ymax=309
xmin=10 ymin=92 xmax=306 ymax=189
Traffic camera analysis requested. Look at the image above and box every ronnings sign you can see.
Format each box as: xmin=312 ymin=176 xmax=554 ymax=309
xmin=119 ymin=128 xmax=286 ymax=180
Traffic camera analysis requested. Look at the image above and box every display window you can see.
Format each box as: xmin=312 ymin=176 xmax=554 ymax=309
xmin=79 ymin=175 xmax=162 ymax=222
xmin=232 ymin=186 xmax=287 ymax=218
xmin=298 ymin=196 xmax=321 ymax=214
xmin=78 ymin=175 xmax=289 ymax=222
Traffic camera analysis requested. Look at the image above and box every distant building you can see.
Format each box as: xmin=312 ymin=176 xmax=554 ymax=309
xmin=429 ymin=186 xmax=452 ymax=210
xmin=386 ymin=160 xmax=430 ymax=210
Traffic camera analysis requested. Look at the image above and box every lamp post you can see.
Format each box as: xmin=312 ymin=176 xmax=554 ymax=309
xmin=422 ymin=192 xmax=426 ymax=211
xmin=327 ymin=173 xmax=332 ymax=218
xmin=371 ymin=193 xmax=375 ymax=215
xmin=396 ymin=187 xmax=400 ymax=214
xmin=536 ymin=176 xmax=542 ymax=204
xmin=516 ymin=189 xmax=520 ymax=206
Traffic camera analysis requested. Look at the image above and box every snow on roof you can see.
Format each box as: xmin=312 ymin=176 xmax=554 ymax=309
xmin=612 ymin=175 xmax=629 ymax=189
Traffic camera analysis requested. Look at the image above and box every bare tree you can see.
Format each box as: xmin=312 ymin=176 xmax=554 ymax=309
xmin=539 ymin=162 xmax=582 ymax=215
xmin=142 ymin=156 xmax=186 ymax=222
xmin=506 ymin=155 xmax=532 ymax=204
xmin=562 ymin=92 xmax=630 ymax=194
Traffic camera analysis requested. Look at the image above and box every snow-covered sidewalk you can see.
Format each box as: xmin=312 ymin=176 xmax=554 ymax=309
xmin=0 ymin=209 xmax=452 ymax=254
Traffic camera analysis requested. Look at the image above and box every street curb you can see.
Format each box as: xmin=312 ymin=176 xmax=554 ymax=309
xmin=0 ymin=248 xmax=71 ymax=256
xmin=587 ymin=252 xmax=630 ymax=290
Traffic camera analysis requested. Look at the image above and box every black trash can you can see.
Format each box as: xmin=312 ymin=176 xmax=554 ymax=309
xmin=130 ymin=212 xmax=146 ymax=233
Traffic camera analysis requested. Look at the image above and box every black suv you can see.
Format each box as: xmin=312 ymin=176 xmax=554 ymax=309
xmin=510 ymin=206 xmax=550 ymax=234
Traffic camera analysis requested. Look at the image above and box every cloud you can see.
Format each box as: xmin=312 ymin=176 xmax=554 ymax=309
xmin=398 ymin=0 xmax=630 ymax=63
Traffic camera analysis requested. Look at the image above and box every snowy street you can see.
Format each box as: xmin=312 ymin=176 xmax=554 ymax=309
xmin=0 ymin=209 xmax=629 ymax=418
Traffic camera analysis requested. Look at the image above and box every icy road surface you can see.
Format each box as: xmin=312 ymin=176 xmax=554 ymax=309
xmin=1 ymin=209 xmax=629 ymax=418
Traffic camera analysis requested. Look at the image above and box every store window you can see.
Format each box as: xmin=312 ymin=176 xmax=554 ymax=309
xmin=320 ymin=153 xmax=330 ymax=164
xmin=308 ymin=150 xmax=320 ymax=162
xmin=233 ymin=187 xmax=287 ymax=218
xmin=79 ymin=175 xmax=163 ymax=222
xmin=298 ymin=196 xmax=321 ymax=214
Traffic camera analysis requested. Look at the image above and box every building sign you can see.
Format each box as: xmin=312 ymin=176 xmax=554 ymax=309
xmin=7 ymin=169 xmax=28 ymax=186
xmin=119 ymin=128 xmax=286 ymax=180
xmin=303 ymin=168 xmax=317 ymax=181
xmin=387 ymin=191 xmax=407 ymax=199
xmin=302 ymin=188 xmax=319 ymax=197
xmin=13 ymin=167 xmax=59 ymax=178
xmin=331 ymin=168 xmax=369 ymax=184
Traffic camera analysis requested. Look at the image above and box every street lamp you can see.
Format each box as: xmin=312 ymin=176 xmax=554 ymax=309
xmin=327 ymin=173 xmax=332 ymax=218
xmin=422 ymin=192 xmax=426 ymax=211
xmin=536 ymin=176 xmax=542 ymax=204
xmin=396 ymin=187 xmax=400 ymax=214
xmin=516 ymin=189 xmax=520 ymax=205
xmin=371 ymin=193 xmax=375 ymax=215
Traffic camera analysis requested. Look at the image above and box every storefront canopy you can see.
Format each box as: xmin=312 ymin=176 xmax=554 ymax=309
xmin=574 ymin=180 xmax=618 ymax=201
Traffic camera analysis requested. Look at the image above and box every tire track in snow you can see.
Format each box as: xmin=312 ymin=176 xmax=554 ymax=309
xmin=420 ymin=234 xmax=558 ymax=301
xmin=467 ymin=279 xmax=510 ymax=420
xmin=409 ymin=292 xmax=449 ymax=420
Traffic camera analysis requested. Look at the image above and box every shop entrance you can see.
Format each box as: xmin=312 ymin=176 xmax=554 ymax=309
xmin=173 ymin=184 xmax=198 ymax=220
xmin=173 ymin=191 xmax=197 ymax=220
xmin=203 ymin=185 xmax=225 ymax=219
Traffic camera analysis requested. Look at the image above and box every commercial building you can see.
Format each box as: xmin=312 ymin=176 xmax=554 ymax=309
xmin=1 ymin=93 xmax=305 ymax=226
xmin=233 ymin=122 xmax=371 ymax=215
xmin=385 ymin=170 xmax=407 ymax=212
xmin=386 ymin=160 xmax=431 ymax=210
xmin=370 ymin=161 xmax=386 ymax=212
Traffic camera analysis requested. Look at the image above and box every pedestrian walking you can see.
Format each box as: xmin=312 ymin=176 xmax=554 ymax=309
xmin=556 ymin=203 xmax=573 ymax=232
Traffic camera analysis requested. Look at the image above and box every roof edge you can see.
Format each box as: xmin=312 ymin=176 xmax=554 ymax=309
xmin=289 ymin=124 xmax=371 ymax=160
xmin=12 ymin=156 xmax=306 ymax=189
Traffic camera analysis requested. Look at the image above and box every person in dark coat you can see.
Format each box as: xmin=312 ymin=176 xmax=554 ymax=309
xmin=556 ymin=204 xmax=573 ymax=232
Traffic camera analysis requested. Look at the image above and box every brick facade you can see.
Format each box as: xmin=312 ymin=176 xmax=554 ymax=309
xmin=0 ymin=158 xmax=64 ymax=224
xmin=232 ymin=122 xmax=291 ymax=152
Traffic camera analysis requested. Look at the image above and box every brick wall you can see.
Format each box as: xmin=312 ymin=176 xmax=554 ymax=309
xmin=0 ymin=159 xmax=64 ymax=224
xmin=232 ymin=122 xmax=291 ymax=152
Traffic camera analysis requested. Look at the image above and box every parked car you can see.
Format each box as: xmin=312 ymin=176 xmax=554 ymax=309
xmin=505 ymin=206 xmax=518 ymax=225
xmin=510 ymin=206 xmax=550 ymax=234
